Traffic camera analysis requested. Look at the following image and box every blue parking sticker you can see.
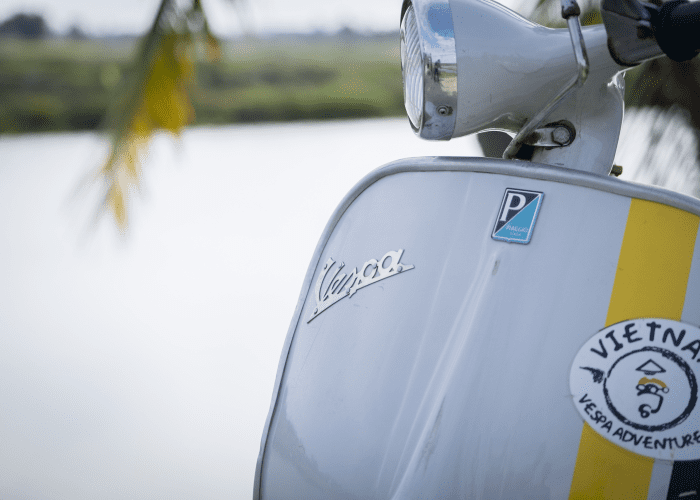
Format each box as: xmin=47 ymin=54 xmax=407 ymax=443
xmin=492 ymin=188 xmax=543 ymax=244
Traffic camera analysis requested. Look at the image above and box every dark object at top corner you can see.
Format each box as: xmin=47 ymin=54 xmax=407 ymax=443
xmin=601 ymin=0 xmax=700 ymax=65
xmin=654 ymin=0 xmax=700 ymax=62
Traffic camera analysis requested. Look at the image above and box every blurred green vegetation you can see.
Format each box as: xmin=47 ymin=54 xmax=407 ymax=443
xmin=0 ymin=34 xmax=405 ymax=134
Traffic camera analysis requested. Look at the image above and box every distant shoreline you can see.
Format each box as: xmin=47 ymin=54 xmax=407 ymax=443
xmin=0 ymin=32 xmax=403 ymax=134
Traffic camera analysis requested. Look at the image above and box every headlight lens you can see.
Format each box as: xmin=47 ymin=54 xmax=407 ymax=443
xmin=399 ymin=0 xmax=458 ymax=140
xmin=401 ymin=5 xmax=424 ymax=131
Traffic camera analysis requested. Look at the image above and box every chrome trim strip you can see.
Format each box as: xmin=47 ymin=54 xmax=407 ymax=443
xmin=253 ymin=157 xmax=700 ymax=498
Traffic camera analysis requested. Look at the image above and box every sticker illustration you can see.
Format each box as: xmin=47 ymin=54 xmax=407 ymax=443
xmin=492 ymin=188 xmax=543 ymax=244
xmin=570 ymin=318 xmax=700 ymax=460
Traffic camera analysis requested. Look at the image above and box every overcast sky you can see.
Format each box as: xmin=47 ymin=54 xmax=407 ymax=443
xmin=0 ymin=0 xmax=408 ymax=36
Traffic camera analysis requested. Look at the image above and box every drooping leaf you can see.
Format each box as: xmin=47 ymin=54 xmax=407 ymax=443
xmin=94 ymin=0 xmax=221 ymax=231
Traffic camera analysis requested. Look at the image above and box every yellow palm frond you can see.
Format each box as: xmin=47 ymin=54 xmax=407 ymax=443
xmin=96 ymin=0 xmax=220 ymax=231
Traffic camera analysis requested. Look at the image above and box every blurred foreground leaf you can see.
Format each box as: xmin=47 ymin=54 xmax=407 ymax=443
xmin=96 ymin=0 xmax=220 ymax=230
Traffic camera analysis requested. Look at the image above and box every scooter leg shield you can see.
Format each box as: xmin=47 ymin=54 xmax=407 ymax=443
xmin=255 ymin=156 xmax=700 ymax=499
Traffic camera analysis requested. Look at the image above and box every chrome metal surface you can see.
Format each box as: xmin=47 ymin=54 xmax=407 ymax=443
xmin=502 ymin=1 xmax=589 ymax=159
xmin=529 ymin=29 xmax=625 ymax=175
xmin=449 ymin=0 xmax=578 ymax=139
xmin=444 ymin=0 xmax=622 ymax=173
xmin=567 ymin=14 xmax=590 ymax=81
xmin=551 ymin=125 xmax=573 ymax=146
xmin=400 ymin=0 xmax=457 ymax=140
xmin=253 ymin=156 xmax=700 ymax=499
xmin=560 ymin=0 xmax=582 ymax=18
xmin=523 ymin=125 xmax=574 ymax=147
xmin=307 ymin=249 xmax=415 ymax=323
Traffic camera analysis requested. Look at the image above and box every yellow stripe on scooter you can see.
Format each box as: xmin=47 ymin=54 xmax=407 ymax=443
xmin=568 ymin=199 xmax=699 ymax=500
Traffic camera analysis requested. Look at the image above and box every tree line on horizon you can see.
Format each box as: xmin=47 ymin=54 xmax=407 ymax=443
xmin=0 ymin=12 xmax=92 ymax=40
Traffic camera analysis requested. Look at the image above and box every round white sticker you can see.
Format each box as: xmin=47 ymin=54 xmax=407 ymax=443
xmin=570 ymin=318 xmax=700 ymax=460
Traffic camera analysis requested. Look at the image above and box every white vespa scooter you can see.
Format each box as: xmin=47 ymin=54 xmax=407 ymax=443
xmin=254 ymin=0 xmax=700 ymax=497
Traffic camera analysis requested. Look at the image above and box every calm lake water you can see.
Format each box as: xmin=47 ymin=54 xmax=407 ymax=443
xmin=0 ymin=115 xmax=696 ymax=500
xmin=0 ymin=118 xmax=482 ymax=500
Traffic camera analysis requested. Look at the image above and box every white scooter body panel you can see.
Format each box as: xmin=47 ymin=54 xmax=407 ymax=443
xmin=254 ymin=157 xmax=700 ymax=499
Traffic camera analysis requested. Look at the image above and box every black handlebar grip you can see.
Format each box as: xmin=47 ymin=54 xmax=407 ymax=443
xmin=655 ymin=0 xmax=700 ymax=62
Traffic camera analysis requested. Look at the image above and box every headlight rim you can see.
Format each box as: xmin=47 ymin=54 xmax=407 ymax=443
xmin=400 ymin=4 xmax=425 ymax=132
xmin=399 ymin=0 xmax=458 ymax=141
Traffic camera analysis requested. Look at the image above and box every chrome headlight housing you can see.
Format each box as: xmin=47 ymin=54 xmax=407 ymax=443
xmin=400 ymin=0 xmax=458 ymax=140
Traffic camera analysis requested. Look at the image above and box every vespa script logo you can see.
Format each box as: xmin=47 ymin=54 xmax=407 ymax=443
xmin=307 ymin=249 xmax=414 ymax=323
xmin=570 ymin=319 xmax=700 ymax=460
xmin=492 ymin=188 xmax=543 ymax=244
